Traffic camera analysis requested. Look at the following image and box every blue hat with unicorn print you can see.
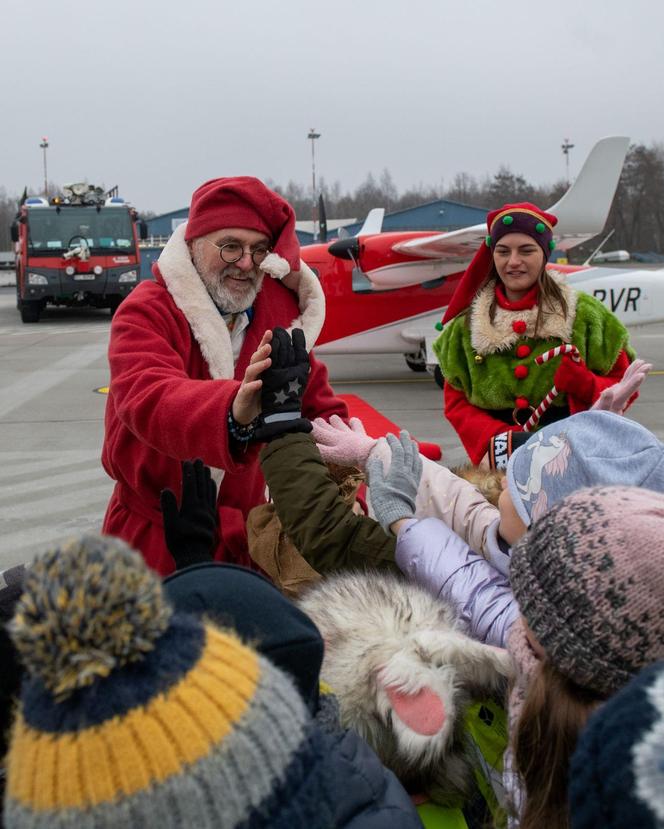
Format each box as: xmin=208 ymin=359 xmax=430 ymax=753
xmin=506 ymin=410 xmax=664 ymax=527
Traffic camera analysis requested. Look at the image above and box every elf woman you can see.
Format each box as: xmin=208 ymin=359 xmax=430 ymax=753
xmin=433 ymin=202 xmax=635 ymax=464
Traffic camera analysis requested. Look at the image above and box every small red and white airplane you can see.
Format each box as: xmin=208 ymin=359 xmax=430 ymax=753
xmin=303 ymin=136 xmax=664 ymax=375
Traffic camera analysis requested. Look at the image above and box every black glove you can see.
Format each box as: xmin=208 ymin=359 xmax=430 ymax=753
xmin=253 ymin=327 xmax=313 ymax=441
xmin=160 ymin=459 xmax=218 ymax=570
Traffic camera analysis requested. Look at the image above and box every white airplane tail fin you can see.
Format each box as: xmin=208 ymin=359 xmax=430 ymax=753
xmin=548 ymin=136 xmax=630 ymax=250
xmin=358 ymin=208 xmax=385 ymax=236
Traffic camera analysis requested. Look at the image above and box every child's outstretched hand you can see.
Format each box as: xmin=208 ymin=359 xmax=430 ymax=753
xmin=367 ymin=431 xmax=423 ymax=534
xmin=592 ymin=358 xmax=652 ymax=415
xmin=160 ymin=459 xmax=218 ymax=570
xmin=312 ymin=415 xmax=378 ymax=468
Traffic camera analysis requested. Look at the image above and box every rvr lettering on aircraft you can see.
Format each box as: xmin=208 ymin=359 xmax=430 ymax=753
xmin=593 ymin=286 xmax=641 ymax=313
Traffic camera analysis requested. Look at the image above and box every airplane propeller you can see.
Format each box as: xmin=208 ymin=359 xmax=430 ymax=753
xmin=327 ymin=208 xmax=385 ymax=261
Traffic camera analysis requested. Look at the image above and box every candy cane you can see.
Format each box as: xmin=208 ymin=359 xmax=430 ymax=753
xmin=523 ymin=345 xmax=580 ymax=432
xmin=535 ymin=344 xmax=580 ymax=366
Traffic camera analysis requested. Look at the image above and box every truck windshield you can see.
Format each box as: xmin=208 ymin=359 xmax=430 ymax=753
xmin=26 ymin=207 xmax=136 ymax=255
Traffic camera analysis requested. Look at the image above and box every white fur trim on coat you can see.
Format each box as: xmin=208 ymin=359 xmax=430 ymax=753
xmin=286 ymin=260 xmax=326 ymax=351
xmin=470 ymin=272 xmax=577 ymax=356
xmin=156 ymin=223 xmax=326 ymax=378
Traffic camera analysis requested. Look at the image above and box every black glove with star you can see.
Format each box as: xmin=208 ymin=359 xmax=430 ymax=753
xmin=253 ymin=327 xmax=313 ymax=442
xmin=160 ymin=459 xmax=218 ymax=570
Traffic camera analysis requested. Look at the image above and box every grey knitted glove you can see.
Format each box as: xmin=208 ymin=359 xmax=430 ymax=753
xmin=367 ymin=431 xmax=423 ymax=533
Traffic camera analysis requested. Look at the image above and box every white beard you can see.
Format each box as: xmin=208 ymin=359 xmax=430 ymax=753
xmin=191 ymin=243 xmax=265 ymax=313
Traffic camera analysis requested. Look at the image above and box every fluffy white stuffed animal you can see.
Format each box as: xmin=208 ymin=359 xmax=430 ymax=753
xmin=298 ymin=570 xmax=512 ymax=801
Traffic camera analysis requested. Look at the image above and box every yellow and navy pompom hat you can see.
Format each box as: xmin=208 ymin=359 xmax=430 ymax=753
xmin=3 ymin=535 xmax=334 ymax=829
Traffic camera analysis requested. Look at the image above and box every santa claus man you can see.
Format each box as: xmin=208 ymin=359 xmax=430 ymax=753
xmin=101 ymin=176 xmax=347 ymax=574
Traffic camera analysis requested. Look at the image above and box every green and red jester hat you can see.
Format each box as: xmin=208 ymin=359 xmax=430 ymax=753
xmin=442 ymin=202 xmax=558 ymax=323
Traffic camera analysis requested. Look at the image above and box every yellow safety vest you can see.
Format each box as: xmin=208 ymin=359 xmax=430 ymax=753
xmin=416 ymin=699 xmax=508 ymax=829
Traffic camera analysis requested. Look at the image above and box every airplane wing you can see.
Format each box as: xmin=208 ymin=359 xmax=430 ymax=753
xmin=391 ymin=136 xmax=630 ymax=258
xmin=391 ymin=223 xmax=485 ymax=261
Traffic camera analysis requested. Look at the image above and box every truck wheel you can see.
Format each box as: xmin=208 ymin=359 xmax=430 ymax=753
xmin=20 ymin=301 xmax=41 ymax=323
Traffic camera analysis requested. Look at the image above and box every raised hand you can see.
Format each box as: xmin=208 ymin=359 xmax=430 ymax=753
xmin=367 ymin=431 xmax=423 ymax=534
xmin=160 ymin=459 xmax=218 ymax=570
xmin=253 ymin=327 xmax=313 ymax=441
xmin=231 ymin=329 xmax=273 ymax=426
xmin=312 ymin=414 xmax=378 ymax=468
xmin=591 ymin=358 xmax=652 ymax=414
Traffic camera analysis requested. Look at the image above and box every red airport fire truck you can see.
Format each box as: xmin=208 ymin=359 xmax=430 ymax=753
xmin=11 ymin=183 xmax=147 ymax=323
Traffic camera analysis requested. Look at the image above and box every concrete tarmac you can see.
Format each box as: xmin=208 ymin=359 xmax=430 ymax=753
xmin=0 ymin=283 xmax=662 ymax=569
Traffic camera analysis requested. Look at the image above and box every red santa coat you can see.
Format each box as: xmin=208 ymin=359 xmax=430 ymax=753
xmin=102 ymin=224 xmax=347 ymax=575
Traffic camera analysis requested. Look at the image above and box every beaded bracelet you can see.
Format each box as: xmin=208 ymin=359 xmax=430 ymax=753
xmin=227 ymin=408 xmax=258 ymax=442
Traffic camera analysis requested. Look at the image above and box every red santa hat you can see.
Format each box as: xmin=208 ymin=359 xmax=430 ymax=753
xmin=442 ymin=202 xmax=558 ymax=323
xmin=185 ymin=176 xmax=300 ymax=277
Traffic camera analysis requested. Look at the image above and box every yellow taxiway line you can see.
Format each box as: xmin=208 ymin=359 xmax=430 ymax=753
xmin=95 ymin=370 xmax=663 ymax=393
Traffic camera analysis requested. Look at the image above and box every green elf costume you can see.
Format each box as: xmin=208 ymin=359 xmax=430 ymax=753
xmin=433 ymin=202 xmax=635 ymax=465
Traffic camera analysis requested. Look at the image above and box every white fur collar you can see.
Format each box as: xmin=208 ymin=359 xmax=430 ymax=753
xmin=156 ymin=223 xmax=326 ymax=379
xmin=470 ymin=271 xmax=577 ymax=355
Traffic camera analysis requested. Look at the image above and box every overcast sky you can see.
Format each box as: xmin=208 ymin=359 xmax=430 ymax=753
xmin=3 ymin=0 xmax=663 ymax=214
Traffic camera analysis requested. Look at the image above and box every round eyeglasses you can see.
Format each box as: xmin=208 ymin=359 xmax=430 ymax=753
xmin=204 ymin=239 xmax=270 ymax=266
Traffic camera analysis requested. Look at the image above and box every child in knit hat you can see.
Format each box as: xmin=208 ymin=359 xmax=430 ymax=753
xmin=504 ymin=486 xmax=664 ymax=828
xmin=2 ymin=534 xmax=422 ymax=829
xmin=382 ymin=486 xmax=664 ymax=827
xmin=569 ymin=661 xmax=664 ymax=829
xmin=258 ymin=394 xmax=664 ymax=826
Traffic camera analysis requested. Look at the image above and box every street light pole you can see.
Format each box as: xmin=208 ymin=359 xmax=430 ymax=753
xmin=307 ymin=128 xmax=320 ymax=240
xmin=39 ymin=136 xmax=49 ymax=196
xmin=561 ymin=138 xmax=574 ymax=186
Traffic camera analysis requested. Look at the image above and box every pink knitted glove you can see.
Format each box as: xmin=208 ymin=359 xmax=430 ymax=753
xmin=312 ymin=414 xmax=378 ymax=468
xmin=591 ymin=359 xmax=651 ymax=414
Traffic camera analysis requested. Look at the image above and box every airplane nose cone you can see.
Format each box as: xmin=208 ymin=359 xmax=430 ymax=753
xmin=328 ymin=237 xmax=360 ymax=260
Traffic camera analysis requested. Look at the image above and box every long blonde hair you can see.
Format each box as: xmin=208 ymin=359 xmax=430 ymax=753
xmin=513 ymin=660 xmax=604 ymax=829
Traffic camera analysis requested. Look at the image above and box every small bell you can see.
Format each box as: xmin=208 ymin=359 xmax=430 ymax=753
xmin=474 ymin=354 xmax=484 ymax=364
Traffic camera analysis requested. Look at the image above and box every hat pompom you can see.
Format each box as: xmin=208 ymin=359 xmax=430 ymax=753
xmin=260 ymin=252 xmax=291 ymax=279
xmin=11 ymin=535 xmax=172 ymax=700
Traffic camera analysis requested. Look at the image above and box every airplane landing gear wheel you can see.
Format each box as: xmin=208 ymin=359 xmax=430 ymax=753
xmin=20 ymin=301 xmax=41 ymax=323
xmin=404 ymin=348 xmax=427 ymax=372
